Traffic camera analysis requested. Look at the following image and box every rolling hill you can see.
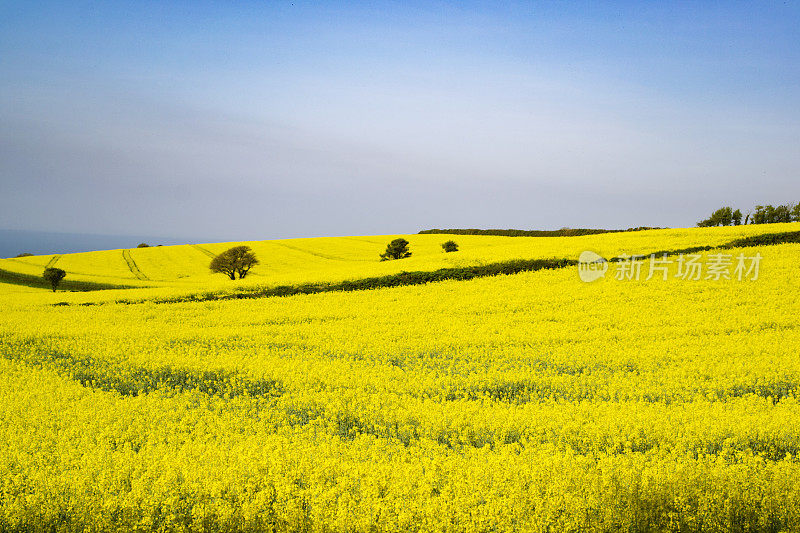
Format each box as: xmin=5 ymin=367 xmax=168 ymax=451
xmin=2 ymin=223 xmax=798 ymax=300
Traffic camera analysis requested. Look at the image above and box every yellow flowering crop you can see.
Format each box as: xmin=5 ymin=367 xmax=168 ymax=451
xmin=0 ymin=225 xmax=799 ymax=531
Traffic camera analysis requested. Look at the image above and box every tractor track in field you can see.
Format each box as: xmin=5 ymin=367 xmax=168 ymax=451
xmin=45 ymin=255 xmax=61 ymax=268
xmin=122 ymin=250 xmax=149 ymax=280
xmin=340 ymin=236 xmax=384 ymax=245
xmin=192 ymin=245 xmax=216 ymax=258
xmin=273 ymin=241 xmax=365 ymax=262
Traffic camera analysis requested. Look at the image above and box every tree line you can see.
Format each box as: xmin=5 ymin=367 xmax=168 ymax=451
xmin=698 ymin=203 xmax=800 ymax=227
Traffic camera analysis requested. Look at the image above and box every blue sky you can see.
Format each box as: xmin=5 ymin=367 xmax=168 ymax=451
xmin=1 ymin=1 xmax=798 ymax=242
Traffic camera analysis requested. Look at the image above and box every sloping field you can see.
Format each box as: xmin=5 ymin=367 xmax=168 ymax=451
xmin=0 ymin=240 xmax=799 ymax=529
xmin=1 ymin=223 xmax=797 ymax=298
xmin=1 ymin=224 xmax=799 ymax=530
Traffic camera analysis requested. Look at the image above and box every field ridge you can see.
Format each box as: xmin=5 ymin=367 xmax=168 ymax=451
xmin=91 ymin=230 xmax=800 ymax=306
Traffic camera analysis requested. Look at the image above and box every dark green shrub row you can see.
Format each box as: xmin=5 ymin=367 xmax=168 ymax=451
xmin=610 ymin=231 xmax=800 ymax=262
xmin=611 ymin=246 xmax=717 ymax=262
xmin=419 ymin=228 xmax=621 ymax=237
xmin=128 ymin=258 xmax=578 ymax=305
xmin=722 ymin=231 xmax=800 ymax=248
xmin=418 ymin=227 xmax=661 ymax=237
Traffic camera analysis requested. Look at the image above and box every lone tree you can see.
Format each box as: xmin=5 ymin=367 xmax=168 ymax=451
xmin=43 ymin=267 xmax=66 ymax=292
xmin=209 ymin=246 xmax=259 ymax=280
xmin=137 ymin=243 xmax=150 ymax=248
xmin=441 ymin=240 xmax=459 ymax=253
xmin=380 ymin=238 xmax=412 ymax=261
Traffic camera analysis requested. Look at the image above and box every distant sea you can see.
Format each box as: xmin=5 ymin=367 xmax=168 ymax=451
xmin=0 ymin=229 xmax=188 ymax=258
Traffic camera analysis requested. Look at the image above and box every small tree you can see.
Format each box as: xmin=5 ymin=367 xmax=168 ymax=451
xmin=137 ymin=243 xmax=150 ymax=248
xmin=43 ymin=267 xmax=66 ymax=292
xmin=732 ymin=209 xmax=742 ymax=226
xmin=380 ymin=238 xmax=411 ymax=261
xmin=209 ymin=246 xmax=259 ymax=280
xmin=441 ymin=240 xmax=459 ymax=253
xmin=15 ymin=252 xmax=33 ymax=257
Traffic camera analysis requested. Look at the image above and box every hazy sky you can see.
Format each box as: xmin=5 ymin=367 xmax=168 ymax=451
xmin=1 ymin=1 xmax=799 ymax=242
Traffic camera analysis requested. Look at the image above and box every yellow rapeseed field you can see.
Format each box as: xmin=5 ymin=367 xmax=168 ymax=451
xmin=0 ymin=224 xmax=799 ymax=531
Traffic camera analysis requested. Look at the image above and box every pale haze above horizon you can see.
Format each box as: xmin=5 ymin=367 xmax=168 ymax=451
xmin=1 ymin=1 xmax=799 ymax=244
